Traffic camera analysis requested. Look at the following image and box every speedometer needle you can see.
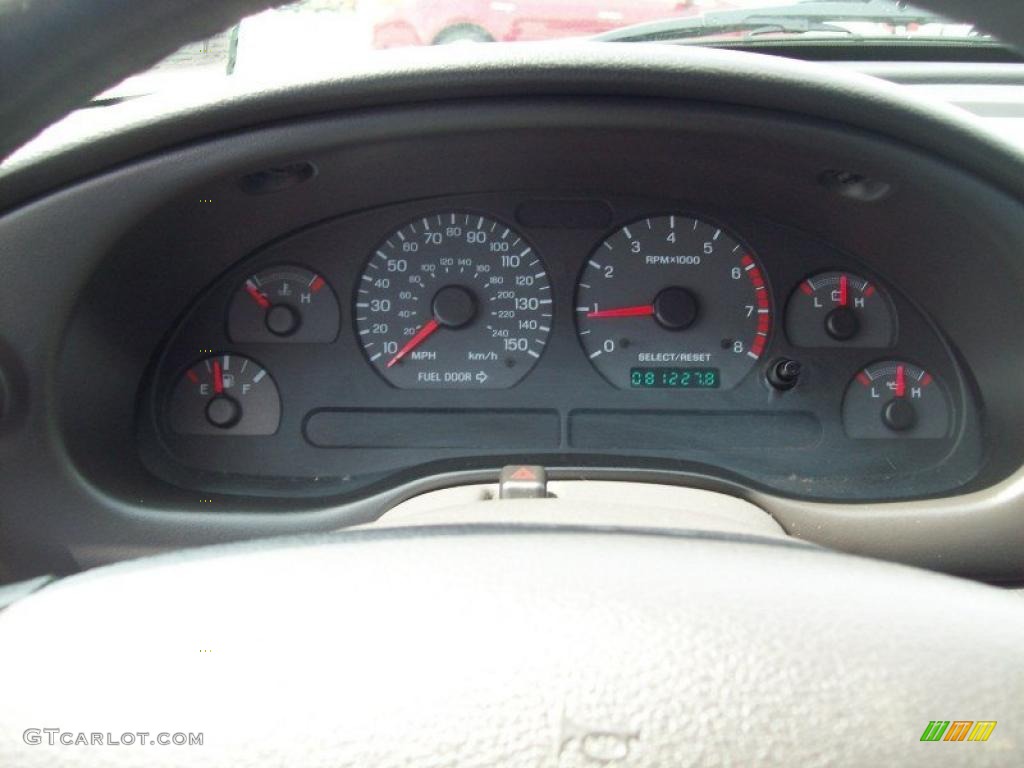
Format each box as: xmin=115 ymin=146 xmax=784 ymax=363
xmin=386 ymin=318 xmax=440 ymax=368
xmin=586 ymin=304 xmax=655 ymax=319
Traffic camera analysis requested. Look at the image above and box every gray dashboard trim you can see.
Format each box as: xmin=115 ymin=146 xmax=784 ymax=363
xmin=837 ymin=61 xmax=1024 ymax=84
xmin=0 ymin=48 xmax=1023 ymax=581
xmin=4 ymin=100 xmax=1019 ymax=581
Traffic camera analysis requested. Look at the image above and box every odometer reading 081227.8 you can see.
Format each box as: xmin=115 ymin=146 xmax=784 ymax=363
xmin=356 ymin=213 xmax=553 ymax=389
xmin=576 ymin=214 xmax=772 ymax=390
xmin=630 ymin=367 xmax=720 ymax=389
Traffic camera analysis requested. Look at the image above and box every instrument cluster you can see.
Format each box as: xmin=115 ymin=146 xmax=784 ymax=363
xmin=142 ymin=193 xmax=980 ymax=501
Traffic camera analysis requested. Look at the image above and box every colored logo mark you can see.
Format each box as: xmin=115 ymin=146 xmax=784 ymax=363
xmin=921 ymin=721 xmax=997 ymax=742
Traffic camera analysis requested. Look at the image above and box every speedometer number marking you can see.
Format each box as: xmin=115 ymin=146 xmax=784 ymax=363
xmin=356 ymin=212 xmax=552 ymax=389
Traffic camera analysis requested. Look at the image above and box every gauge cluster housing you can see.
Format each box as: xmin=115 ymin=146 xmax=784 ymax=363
xmin=47 ymin=96 xmax=1019 ymax=517
xmin=140 ymin=189 xmax=981 ymax=501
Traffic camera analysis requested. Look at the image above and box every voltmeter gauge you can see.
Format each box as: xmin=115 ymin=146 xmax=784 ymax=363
xmin=228 ymin=266 xmax=339 ymax=343
xmin=842 ymin=361 xmax=950 ymax=439
xmin=786 ymin=271 xmax=896 ymax=347
xmin=168 ymin=354 xmax=280 ymax=435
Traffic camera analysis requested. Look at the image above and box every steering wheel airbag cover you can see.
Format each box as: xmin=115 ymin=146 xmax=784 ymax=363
xmin=0 ymin=528 xmax=1020 ymax=766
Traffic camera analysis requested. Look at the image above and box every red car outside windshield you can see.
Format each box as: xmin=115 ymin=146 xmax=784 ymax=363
xmin=372 ymin=0 xmax=737 ymax=47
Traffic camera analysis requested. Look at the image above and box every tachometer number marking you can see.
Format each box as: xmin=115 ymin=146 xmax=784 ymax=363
xmin=575 ymin=214 xmax=772 ymax=390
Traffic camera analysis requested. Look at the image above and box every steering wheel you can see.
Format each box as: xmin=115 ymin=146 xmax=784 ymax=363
xmin=0 ymin=1 xmax=1023 ymax=766
xmin=1 ymin=523 xmax=1022 ymax=765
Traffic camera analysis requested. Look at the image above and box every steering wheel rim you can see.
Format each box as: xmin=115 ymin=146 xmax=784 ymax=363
xmin=2 ymin=0 xmax=1022 ymax=166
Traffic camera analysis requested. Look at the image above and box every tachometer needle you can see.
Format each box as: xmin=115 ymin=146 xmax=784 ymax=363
xmin=245 ymin=282 xmax=270 ymax=309
xmin=586 ymin=304 xmax=655 ymax=319
xmin=895 ymin=364 xmax=906 ymax=398
xmin=386 ymin=318 xmax=440 ymax=368
xmin=212 ymin=360 xmax=224 ymax=394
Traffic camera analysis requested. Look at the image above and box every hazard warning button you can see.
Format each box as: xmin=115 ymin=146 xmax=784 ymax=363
xmin=498 ymin=465 xmax=548 ymax=500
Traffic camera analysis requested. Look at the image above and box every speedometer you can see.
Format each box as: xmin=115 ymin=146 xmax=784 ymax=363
xmin=356 ymin=212 xmax=552 ymax=388
xmin=576 ymin=214 xmax=772 ymax=390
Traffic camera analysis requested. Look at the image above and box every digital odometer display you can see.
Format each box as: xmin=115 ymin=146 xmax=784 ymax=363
xmin=630 ymin=367 xmax=720 ymax=389
xmin=356 ymin=212 xmax=553 ymax=389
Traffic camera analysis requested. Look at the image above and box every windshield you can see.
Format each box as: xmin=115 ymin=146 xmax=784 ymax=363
xmin=118 ymin=0 xmax=986 ymax=96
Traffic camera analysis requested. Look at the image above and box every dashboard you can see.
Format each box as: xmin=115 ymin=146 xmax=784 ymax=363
xmin=9 ymin=1 xmax=1024 ymax=756
xmin=2 ymin=45 xmax=1024 ymax=580
xmin=144 ymin=191 xmax=979 ymax=502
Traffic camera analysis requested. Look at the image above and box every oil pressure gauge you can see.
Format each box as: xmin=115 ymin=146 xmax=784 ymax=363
xmin=167 ymin=354 xmax=280 ymax=435
xmin=786 ymin=271 xmax=896 ymax=347
xmin=842 ymin=361 xmax=950 ymax=439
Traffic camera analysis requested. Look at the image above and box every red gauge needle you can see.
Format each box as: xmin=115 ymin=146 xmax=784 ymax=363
xmin=839 ymin=274 xmax=849 ymax=307
xmin=245 ymin=282 xmax=271 ymax=309
xmin=895 ymin=364 xmax=906 ymax=398
xmin=386 ymin=318 xmax=440 ymax=368
xmin=586 ymin=304 xmax=655 ymax=319
xmin=212 ymin=360 xmax=224 ymax=394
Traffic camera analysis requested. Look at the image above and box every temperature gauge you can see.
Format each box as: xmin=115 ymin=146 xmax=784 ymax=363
xmin=786 ymin=271 xmax=895 ymax=347
xmin=228 ymin=265 xmax=339 ymax=343
xmin=168 ymin=354 xmax=280 ymax=435
xmin=842 ymin=361 xmax=950 ymax=439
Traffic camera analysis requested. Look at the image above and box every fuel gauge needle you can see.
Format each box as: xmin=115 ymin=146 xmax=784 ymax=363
xmin=586 ymin=304 xmax=655 ymax=319
xmin=895 ymin=364 xmax=906 ymax=398
xmin=386 ymin=318 xmax=440 ymax=368
xmin=212 ymin=360 xmax=224 ymax=394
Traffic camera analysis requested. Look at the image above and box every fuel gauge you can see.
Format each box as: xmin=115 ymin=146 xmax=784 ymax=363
xmin=842 ymin=361 xmax=950 ymax=439
xmin=168 ymin=354 xmax=280 ymax=435
xmin=786 ymin=271 xmax=896 ymax=347
xmin=228 ymin=265 xmax=339 ymax=343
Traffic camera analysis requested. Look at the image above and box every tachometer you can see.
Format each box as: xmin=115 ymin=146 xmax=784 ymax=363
xmin=356 ymin=213 xmax=552 ymax=388
xmin=576 ymin=214 xmax=771 ymax=389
